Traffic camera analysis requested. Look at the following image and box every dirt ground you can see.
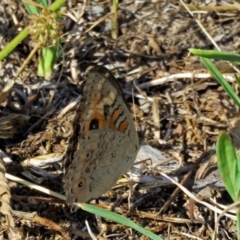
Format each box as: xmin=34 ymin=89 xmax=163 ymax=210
xmin=0 ymin=0 xmax=240 ymax=239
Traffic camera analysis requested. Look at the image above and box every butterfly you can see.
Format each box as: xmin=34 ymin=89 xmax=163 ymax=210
xmin=64 ymin=66 xmax=139 ymax=204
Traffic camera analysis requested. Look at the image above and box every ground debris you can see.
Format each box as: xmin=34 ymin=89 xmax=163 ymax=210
xmin=0 ymin=0 xmax=239 ymax=239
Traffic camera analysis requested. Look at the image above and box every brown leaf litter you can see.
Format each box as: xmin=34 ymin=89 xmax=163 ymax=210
xmin=1 ymin=0 xmax=240 ymax=239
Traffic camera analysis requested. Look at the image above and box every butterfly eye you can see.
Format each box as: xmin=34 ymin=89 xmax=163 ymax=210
xmin=89 ymin=118 xmax=99 ymax=130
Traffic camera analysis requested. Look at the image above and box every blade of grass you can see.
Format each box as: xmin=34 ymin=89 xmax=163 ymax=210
xmin=38 ymin=43 xmax=61 ymax=80
xmin=111 ymin=0 xmax=119 ymax=39
xmin=0 ymin=27 xmax=29 ymax=60
xmin=23 ymin=2 xmax=39 ymax=14
xmin=37 ymin=0 xmax=48 ymax=6
xmin=49 ymin=0 xmax=66 ymax=11
xmin=200 ymin=57 xmax=240 ymax=108
xmin=23 ymin=0 xmax=47 ymax=14
xmin=234 ymin=74 xmax=240 ymax=87
xmin=80 ymin=203 xmax=162 ymax=240
xmin=235 ymin=150 xmax=240 ymax=200
xmin=216 ymin=132 xmax=237 ymax=201
xmin=189 ymin=49 xmax=240 ymax=64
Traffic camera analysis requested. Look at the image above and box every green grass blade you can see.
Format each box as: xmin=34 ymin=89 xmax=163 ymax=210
xmin=23 ymin=0 xmax=47 ymax=14
xmin=216 ymin=132 xmax=237 ymax=201
xmin=37 ymin=0 xmax=48 ymax=7
xmin=0 ymin=27 xmax=29 ymax=60
xmin=190 ymin=49 xmax=240 ymax=64
xmin=234 ymin=150 xmax=240 ymax=200
xmin=111 ymin=0 xmax=119 ymax=39
xmin=234 ymin=73 xmax=240 ymax=87
xmin=49 ymin=0 xmax=66 ymax=11
xmin=81 ymin=203 xmax=162 ymax=240
xmin=37 ymin=46 xmax=59 ymax=79
xmin=200 ymin=57 xmax=240 ymax=108
xmin=23 ymin=3 xmax=39 ymax=15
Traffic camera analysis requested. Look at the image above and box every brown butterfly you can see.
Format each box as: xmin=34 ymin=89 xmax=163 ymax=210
xmin=64 ymin=66 xmax=139 ymax=204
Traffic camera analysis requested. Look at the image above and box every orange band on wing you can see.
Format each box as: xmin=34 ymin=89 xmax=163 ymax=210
xmin=118 ymin=119 xmax=128 ymax=133
xmin=111 ymin=108 xmax=123 ymax=123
